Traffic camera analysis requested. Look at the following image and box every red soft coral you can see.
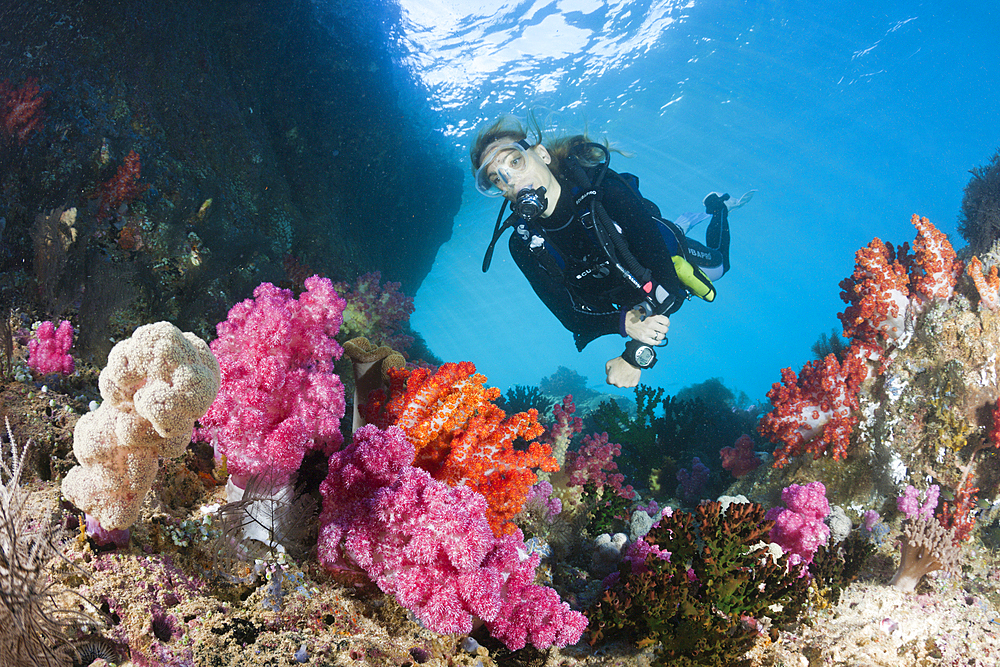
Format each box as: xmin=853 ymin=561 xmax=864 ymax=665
xmin=0 ymin=77 xmax=46 ymax=144
xmin=759 ymin=341 xmax=873 ymax=467
xmin=96 ymin=150 xmax=149 ymax=221
xmin=720 ymin=434 xmax=761 ymax=479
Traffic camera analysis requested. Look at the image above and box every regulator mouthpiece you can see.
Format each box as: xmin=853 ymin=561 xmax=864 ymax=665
xmin=515 ymin=186 xmax=547 ymax=223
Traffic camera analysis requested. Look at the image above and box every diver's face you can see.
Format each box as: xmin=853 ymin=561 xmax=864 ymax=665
xmin=476 ymin=140 xmax=557 ymax=202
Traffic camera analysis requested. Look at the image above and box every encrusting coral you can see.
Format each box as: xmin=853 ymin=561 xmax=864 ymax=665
xmin=61 ymin=321 xmax=220 ymax=533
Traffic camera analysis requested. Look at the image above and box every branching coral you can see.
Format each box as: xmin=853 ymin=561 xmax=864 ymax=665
xmin=958 ymin=149 xmax=1000 ymax=256
xmin=1 ymin=418 xmax=94 ymax=666
xmin=588 ymin=500 xmax=808 ymax=666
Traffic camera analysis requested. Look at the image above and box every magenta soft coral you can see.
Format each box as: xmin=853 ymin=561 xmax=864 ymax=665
xmin=720 ymin=434 xmax=761 ymax=479
xmin=564 ymin=431 xmax=634 ymax=499
xmin=199 ymin=275 xmax=346 ymax=485
xmin=317 ymin=424 xmax=587 ymax=650
xmin=27 ymin=320 xmax=74 ymax=376
xmin=765 ymin=481 xmax=830 ymax=568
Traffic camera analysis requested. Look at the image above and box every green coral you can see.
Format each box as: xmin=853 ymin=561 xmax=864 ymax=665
xmin=807 ymin=531 xmax=875 ymax=609
xmin=587 ymin=501 xmax=808 ymax=666
xmin=581 ymin=483 xmax=633 ymax=537
xmin=500 ymin=384 xmax=556 ymax=416
xmin=926 ymin=396 xmax=976 ymax=453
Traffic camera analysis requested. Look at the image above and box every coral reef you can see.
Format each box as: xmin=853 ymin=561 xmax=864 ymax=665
xmin=588 ymin=500 xmax=809 ymax=667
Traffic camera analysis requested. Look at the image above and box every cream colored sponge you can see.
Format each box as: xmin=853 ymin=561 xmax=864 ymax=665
xmin=62 ymin=322 xmax=220 ymax=531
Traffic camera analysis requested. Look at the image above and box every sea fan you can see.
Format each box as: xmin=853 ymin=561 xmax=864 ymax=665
xmin=0 ymin=417 xmax=93 ymax=667
xmin=210 ymin=472 xmax=317 ymax=572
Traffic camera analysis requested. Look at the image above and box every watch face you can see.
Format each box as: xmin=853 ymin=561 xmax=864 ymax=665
xmin=635 ymin=346 xmax=655 ymax=367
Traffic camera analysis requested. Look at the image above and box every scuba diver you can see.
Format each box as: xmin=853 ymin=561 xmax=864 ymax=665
xmin=472 ymin=116 xmax=752 ymax=388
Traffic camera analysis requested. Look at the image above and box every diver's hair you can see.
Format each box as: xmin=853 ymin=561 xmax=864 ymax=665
xmin=469 ymin=114 xmax=541 ymax=172
xmin=470 ymin=113 xmax=614 ymax=175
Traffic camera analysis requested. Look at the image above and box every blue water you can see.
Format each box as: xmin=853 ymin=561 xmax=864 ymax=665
xmin=400 ymin=0 xmax=1000 ymax=401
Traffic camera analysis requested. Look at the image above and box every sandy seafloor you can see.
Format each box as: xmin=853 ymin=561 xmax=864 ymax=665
xmin=6 ymin=373 xmax=1000 ymax=667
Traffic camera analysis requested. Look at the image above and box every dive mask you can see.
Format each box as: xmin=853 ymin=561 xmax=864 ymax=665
xmin=475 ymin=138 xmax=534 ymax=197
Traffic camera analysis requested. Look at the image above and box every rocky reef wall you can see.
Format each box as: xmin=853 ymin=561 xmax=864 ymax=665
xmin=0 ymin=0 xmax=461 ymax=359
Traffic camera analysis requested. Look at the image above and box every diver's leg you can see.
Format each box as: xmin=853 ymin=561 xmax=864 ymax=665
xmin=705 ymin=204 xmax=730 ymax=274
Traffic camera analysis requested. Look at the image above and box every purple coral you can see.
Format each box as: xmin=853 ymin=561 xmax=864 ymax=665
xmin=676 ymin=457 xmax=710 ymax=505
xmin=897 ymin=484 xmax=939 ymax=520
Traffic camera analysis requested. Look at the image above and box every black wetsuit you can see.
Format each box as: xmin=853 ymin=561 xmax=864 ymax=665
xmin=508 ymin=167 xmax=728 ymax=351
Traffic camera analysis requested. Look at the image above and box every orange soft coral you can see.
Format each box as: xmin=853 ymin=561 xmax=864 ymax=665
xmin=379 ymin=362 xmax=556 ymax=535
xmin=911 ymin=213 xmax=962 ymax=302
xmin=967 ymin=256 xmax=1000 ymax=311
xmin=838 ymin=237 xmax=912 ymax=345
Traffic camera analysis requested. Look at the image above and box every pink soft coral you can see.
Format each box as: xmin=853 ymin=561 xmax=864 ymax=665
xmin=765 ymin=481 xmax=830 ymax=568
xmin=27 ymin=320 xmax=74 ymax=376
xmin=317 ymin=425 xmax=587 ymax=650
xmin=199 ymin=275 xmax=346 ymax=485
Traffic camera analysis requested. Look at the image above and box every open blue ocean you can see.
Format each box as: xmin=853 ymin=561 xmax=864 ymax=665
xmin=405 ymin=0 xmax=1000 ymax=402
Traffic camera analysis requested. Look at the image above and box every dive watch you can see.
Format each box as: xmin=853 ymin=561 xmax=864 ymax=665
xmin=622 ymin=338 xmax=658 ymax=369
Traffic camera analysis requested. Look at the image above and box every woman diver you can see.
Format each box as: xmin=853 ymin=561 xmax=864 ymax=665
xmin=472 ymin=116 xmax=747 ymax=388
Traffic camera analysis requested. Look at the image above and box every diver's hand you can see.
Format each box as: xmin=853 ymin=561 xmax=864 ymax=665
xmin=606 ymin=356 xmax=642 ymax=388
xmin=623 ymin=310 xmax=669 ymax=346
